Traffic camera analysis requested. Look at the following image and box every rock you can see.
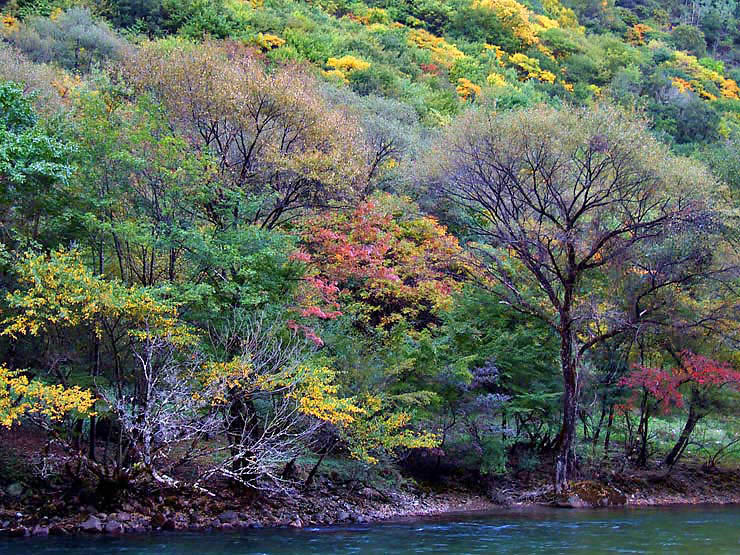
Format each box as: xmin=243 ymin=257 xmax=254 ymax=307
xmin=32 ymin=525 xmax=50 ymax=536
xmin=337 ymin=510 xmax=350 ymax=521
xmin=79 ymin=515 xmax=103 ymax=533
xmin=4 ymin=526 xmax=28 ymax=537
xmin=6 ymin=483 xmax=24 ymax=498
xmin=49 ymin=525 xmax=69 ymax=536
xmin=289 ymin=516 xmax=303 ymax=528
xmin=150 ymin=513 xmax=167 ymax=528
xmin=360 ymin=487 xmax=384 ymax=500
xmin=218 ymin=510 xmax=239 ymax=523
xmin=129 ymin=525 xmax=147 ymax=534
xmin=104 ymin=520 xmax=124 ymax=535
xmin=114 ymin=511 xmax=132 ymax=522
xmin=556 ymin=481 xmax=627 ymax=508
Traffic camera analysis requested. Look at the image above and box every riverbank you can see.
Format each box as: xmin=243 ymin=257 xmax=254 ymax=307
xmin=1 ymin=461 xmax=739 ymax=537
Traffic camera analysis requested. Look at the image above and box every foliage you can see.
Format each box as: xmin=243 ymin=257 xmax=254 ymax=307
xmin=2 ymin=7 xmax=126 ymax=72
xmin=297 ymin=193 xmax=464 ymax=331
xmin=0 ymin=363 xmax=94 ymax=427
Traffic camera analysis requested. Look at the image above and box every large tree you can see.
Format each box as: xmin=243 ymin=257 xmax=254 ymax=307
xmin=125 ymin=40 xmax=369 ymax=230
xmin=429 ymin=103 xmax=731 ymax=492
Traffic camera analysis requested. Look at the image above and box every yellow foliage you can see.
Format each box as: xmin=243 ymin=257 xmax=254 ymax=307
xmin=349 ymin=7 xmax=390 ymax=25
xmin=486 ymin=72 xmax=508 ymax=87
xmin=472 ymin=0 xmax=540 ymax=46
xmin=51 ymin=73 xmax=82 ymax=100
xmin=542 ymin=0 xmax=582 ymax=30
xmin=407 ymin=28 xmax=465 ymax=68
xmin=483 ymin=43 xmax=506 ymax=64
xmin=3 ymin=250 xmax=192 ymax=345
xmin=1 ymin=13 xmax=19 ymax=35
xmin=0 ymin=364 xmax=94 ymax=428
xmin=287 ymin=366 xmax=363 ymax=426
xmin=456 ymin=77 xmax=481 ymax=100
xmin=345 ymin=395 xmax=439 ymax=464
xmin=508 ymin=53 xmax=556 ymax=83
xmin=721 ymin=78 xmax=740 ymax=100
xmin=327 ymin=55 xmax=371 ymax=72
xmin=255 ymin=32 xmax=285 ymax=50
xmin=672 ymin=76 xmax=692 ymax=94
xmin=323 ymin=68 xmax=348 ymax=83
xmin=539 ymin=70 xmax=556 ymax=83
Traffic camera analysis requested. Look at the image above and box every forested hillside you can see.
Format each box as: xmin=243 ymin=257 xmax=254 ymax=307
xmin=1 ymin=0 xmax=740 ymax=532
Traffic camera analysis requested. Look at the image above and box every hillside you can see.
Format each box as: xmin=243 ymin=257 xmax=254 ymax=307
xmin=1 ymin=0 xmax=740 ymax=538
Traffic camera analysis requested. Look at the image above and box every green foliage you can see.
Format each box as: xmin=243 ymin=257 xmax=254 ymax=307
xmin=0 ymin=81 xmax=75 ymax=247
xmin=671 ymin=25 xmax=707 ymax=57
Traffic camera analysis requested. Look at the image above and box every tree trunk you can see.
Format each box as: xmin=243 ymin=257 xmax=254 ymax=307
xmin=637 ymin=391 xmax=649 ymax=467
xmin=555 ymin=326 xmax=578 ymax=494
xmin=664 ymin=403 xmax=701 ymax=467
xmin=603 ymin=402 xmax=614 ymax=459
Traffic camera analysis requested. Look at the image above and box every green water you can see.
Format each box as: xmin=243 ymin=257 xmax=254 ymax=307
xmin=1 ymin=505 xmax=739 ymax=554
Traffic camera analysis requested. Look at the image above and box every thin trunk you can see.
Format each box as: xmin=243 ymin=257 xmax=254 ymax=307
xmin=637 ymin=390 xmax=649 ymax=467
xmin=603 ymin=403 xmax=614 ymax=458
xmin=555 ymin=323 xmax=577 ymax=494
xmin=664 ymin=403 xmax=701 ymax=467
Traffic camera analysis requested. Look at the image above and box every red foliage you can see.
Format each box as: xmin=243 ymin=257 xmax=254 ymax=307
xmin=296 ymin=194 xmax=465 ymax=330
xmin=619 ymin=351 xmax=740 ymax=413
xmin=619 ymin=365 xmax=683 ymax=413
xmin=420 ymin=63 xmax=440 ymax=75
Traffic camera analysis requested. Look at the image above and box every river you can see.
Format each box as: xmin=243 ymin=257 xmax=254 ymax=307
xmin=1 ymin=505 xmax=738 ymax=554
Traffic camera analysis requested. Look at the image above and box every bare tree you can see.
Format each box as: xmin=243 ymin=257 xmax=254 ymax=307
xmin=99 ymin=329 xmax=221 ymax=492
xmin=206 ymin=311 xmax=320 ymax=489
xmin=429 ymin=103 xmax=730 ymax=492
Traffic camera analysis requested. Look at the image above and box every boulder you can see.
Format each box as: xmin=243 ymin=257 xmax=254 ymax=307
xmin=556 ymin=481 xmax=627 ymax=508
xmin=104 ymin=520 xmax=124 ymax=535
xmin=218 ymin=510 xmax=239 ymax=523
xmin=32 ymin=525 xmax=50 ymax=536
xmin=6 ymin=483 xmax=24 ymax=498
xmin=360 ymin=487 xmax=384 ymax=500
xmin=79 ymin=515 xmax=103 ymax=533
xmin=150 ymin=513 xmax=167 ymax=528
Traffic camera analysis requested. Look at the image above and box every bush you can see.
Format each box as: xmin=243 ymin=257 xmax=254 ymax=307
xmin=4 ymin=7 xmax=125 ymax=71
xmin=671 ymin=24 xmax=706 ymax=57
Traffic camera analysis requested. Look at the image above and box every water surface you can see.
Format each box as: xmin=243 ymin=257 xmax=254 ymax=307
xmin=2 ymin=505 xmax=738 ymax=554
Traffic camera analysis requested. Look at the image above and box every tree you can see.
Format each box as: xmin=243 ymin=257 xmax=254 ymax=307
xmin=0 ymin=80 xmax=74 ymax=249
xmin=297 ymin=193 xmax=465 ymax=331
xmin=429 ymin=103 xmax=727 ymax=492
xmin=126 ymin=40 xmax=369 ymax=230
xmin=3 ymin=7 xmax=126 ymax=72
xmin=664 ymin=352 xmax=740 ymax=466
